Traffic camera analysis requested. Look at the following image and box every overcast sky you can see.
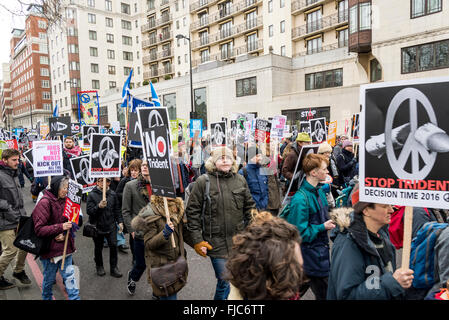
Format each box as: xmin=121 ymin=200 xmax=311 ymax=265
xmin=0 ymin=1 xmax=27 ymax=74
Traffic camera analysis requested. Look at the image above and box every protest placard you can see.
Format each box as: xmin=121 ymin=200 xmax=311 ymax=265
xmin=255 ymin=119 xmax=271 ymax=144
xmin=70 ymin=155 xmax=96 ymax=193
xmin=63 ymin=179 xmax=83 ymax=225
xmin=32 ymin=140 xmax=63 ymax=177
xmin=351 ymin=113 xmax=360 ymax=141
xmin=71 ymin=123 xmax=81 ymax=135
xmin=327 ymin=121 xmax=338 ymax=146
xmin=5 ymin=139 xmax=18 ymax=150
xmin=89 ymin=134 xmax=121 ymax=178
xmin=190 ymin=119 xmax=203 ymax=138
xmin=82 ymin=125 xmax=100 ymax=147
xmin=210 ymin=121 xmax=227 ymax=149
xmin=49 ymin=116 xmax=72 ymax=137
xmin=360 ymin=77 xmax=449 ymax=209
xmin=310 ymin=118 xmax=327 ymax=144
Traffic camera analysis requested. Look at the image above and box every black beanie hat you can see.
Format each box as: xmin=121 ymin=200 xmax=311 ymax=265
xmin=49 ymin=175 xmax=66 ymax=198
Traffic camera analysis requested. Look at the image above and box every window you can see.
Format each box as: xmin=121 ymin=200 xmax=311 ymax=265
xmin=219 ymin=1 xmax=231 ymax=17
xmin=370 ymin=59 xmax=382 ymax=82
xmin=183 ymin=17 xmax=187 ymax=26
xmin=281 ymin=45 xmax=286 ymax=56
xmin=123 ymin=51 xmax=133 ymax=61
xmin=201 ymin=49 xmax=210 ymax=63
xmin=236 ymin=77 xmax=257 ymax=97
xmin=107 ymin=49 xmax=115 ymax=59
xmin=40 ymin=56 xmax=49 ymax=64
xmin=148 ymin=0 xmax=155 ymax=10
xmin=307 ymin=10 xmax=322 ymax=33
xmin=176 ymin=20 xmax=180 ymax=29
xmin=40 ymin=44 xmax=48 ymax=53
xmin=88 ymin=0 xmax=95 ymax=7
xmin=90 ymin=47 xmax=98 ymax=57
xmin=268 ymin=0 xmax=273 ymax=12
xmin=349 ymin=5 xmax=358 ymax=34
xmin=122 ymin=36 xmax=132 ymax=45
xmin=124 ymin=67 xmax=132 ymax=76
xmin=40 ymin=68 xmax=49 ymax=76
xmin=199 ymin=12 xmax=208 ymax=27
xmin=88 ymin=13 xmax=96 ymax=24
xmin=67 ymin=27 xmax=77 ymax=36
xmin=163 ymin=93 xmax=176 ymax=120
xmin=38 ymin=20 xmax=47 ymax=29
xmin=91 ymin=63 xmax=99 ymax=73
xmin=108 ymin=65 xmax=116 ymax=75
xmin=89 ymin=30 xmax=97 ymax=40
xmin=69 ymin=61 xmax=80 ymax=70
xmin=247 ymin=33 xmax=258 ymax=51
xmin=194 ymin=87 xmax=207 ymax=128
xmin=246 ymin=11 xmax=257 ymax=29
xmin=305 ymin=68 xmax=343 ymax=90
xmin=42 ymin=91 xmax=51 ymax=100
xmin=41 ymin=80 xmax=50 ymax=88
xmin=338 ymin=0 xmax=348 ymax=22
xmin=121 ymin=20 xmax=132 ymax=30
xmin=280 ymin=0 xmax=285 ymax=8
xmin=411 ymin=0 xmax=442 ymax=18
xmin=269 ymin=25 xmax=273 ymax=37
xmin=338 ymin=28 xmax=348 ymax=47
xmin=402 ymin=39 xmax=449 ymax=73
xmin=39 ymin=32 xmax=47 ymax=40
xmin=307 ymin=36 xmax=322 ymax=54
xmin=105 ymin=0 xmax=112 ymax=11
xmin=359 ymin=2 xmax=371 ymax=31
xmin=200 ymin=30 xmax=209 ymax=45
xmin=220 ymin=21 xmax=232 ymax=38
xmin=109 ymin=81 xmax=117 ymax=89
xmin=106 ymin=17 xmax=113 ymax=27
xmin=92 ymin=80 xmax=100 ymax=89
xmin=221 ymin=42 xmax=233 ymax=59
xmin=121 ymin=2 xmax=131 ymax=14
xmin=106 ymin=33 xmax=114 ymax=43
xmin=280 ymin=20 xmax=285 ymax=33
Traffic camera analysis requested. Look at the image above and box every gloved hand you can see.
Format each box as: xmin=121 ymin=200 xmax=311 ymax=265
xmin=162 ymin=223 xmax=173 ymax=240
xmin=194 ymin=241 xmax=212 ymax=257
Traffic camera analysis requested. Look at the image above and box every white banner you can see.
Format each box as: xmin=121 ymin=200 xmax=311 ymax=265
xmin=32 ymin=140 xmax=63 ymax=177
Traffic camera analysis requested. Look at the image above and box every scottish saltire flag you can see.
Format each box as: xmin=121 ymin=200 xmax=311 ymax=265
xmin=130 ymin=95 xmax=157 ymax=113
xmin=53 ymin=102 xmax=59 ymax=117
xmin=149 ymin=82 xmax=161 ymax=106
xmin=121 ymin=69 xmax=133 ymax=107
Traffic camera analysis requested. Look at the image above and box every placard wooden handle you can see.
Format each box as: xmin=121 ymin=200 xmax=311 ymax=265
xmin=61 ymin=232 xmax=69 ymax=270
xmin=401 ymin=206 xmax=413 ymax=270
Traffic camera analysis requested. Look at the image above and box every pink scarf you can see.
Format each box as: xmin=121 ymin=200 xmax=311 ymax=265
xmin=64 ymin=145 xmax=82 ymax=157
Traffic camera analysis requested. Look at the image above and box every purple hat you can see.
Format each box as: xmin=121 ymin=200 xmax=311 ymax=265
xmin=342 ymin=140 xmax=353 ymax=149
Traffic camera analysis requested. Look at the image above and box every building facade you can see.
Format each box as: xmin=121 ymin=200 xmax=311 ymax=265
xmin=47 ymin=0 xmax=144 ymax=122
xmin=99 ymin=0 xmax=447 ymax=136
xmin=1 ymin=63 xmax=13 ymax=130
xmin=9 ymin=6 xmax=53 ymax=129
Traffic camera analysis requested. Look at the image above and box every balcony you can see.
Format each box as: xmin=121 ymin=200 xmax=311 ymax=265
xmin=141 ymin=14 xmax=173 ymax=33
xmin=191 ymin=17 xmax=263 ymax=50
xmin=143 ymin=48 xmax=174 ymax=64
xmin=161 ymin=0 xmax=170 ymax=8
xmin=190 ymin=0 xmax=213 ymax=12
xmin=190 ymin=0 xmax=262 ymax=31
xmin=292 ymin=11 xmax=348 ymax=41
xmin=192 ymin=39 xmax=263 ymax=67
xmin=144 ymin=69 xmax=159 ymax=79
xmin=293 ymin=41 xmax=349 ymax=57
xmin=291 ymin=0 xmax=333 ymax=15
xmin=142 ymin=31 xmax=173 ymax=48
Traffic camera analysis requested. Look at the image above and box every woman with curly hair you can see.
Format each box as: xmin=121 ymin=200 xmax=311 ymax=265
xmin=226 ymin=211 xmax=305 ymax=300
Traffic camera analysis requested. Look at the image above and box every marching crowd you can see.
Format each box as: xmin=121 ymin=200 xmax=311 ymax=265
xmin=0 ymin=130 xmax=448 ymax=301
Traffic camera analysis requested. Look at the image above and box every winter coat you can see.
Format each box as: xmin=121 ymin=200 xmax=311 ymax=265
xmin=131 ymin=196 xmax=187 ymax=297
xmin=185 ymin=156 xmax=256 ymax=258
xmin=336 ymin=149 xmax=357 ymax=185
xmin=287 ymin=179 xmax=330 ymax=277
xmin=327 ymin=208 xmax=405 ymax=300
xmin=239 ymin=163 xmax=268 ymax=210
xmin=281 ymin=142 xmax=303 ymax=193
xmin=86 ymin=187 xmax=123 ymax=234
xmin=32 ymin=190 xmax=75 ymax=260
xmin=0 ymin=161 xmax=26 ymax=231
xmin=428 ymin=226 xmax=449 ymax=294
xmin=122 ymin=176 xmax=152 ymax=240
xmin=116 ymin=176 xmax=132 ymax=207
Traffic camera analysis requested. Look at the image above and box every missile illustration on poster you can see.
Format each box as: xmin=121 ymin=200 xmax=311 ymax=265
xmin=70 ymin=155 xmax=96 ymax=193
xmin=309 ymin=117 xmax=327 ymax=144
xmin=210 ymin=121 xmax=226 ymax=149
xmin=82 ymin=125 xmax=100 ymax=147
xmin=49 ymin=116 xmax=72 ymax=137
xmin=89 ymin=134 xmax=121 ymax=178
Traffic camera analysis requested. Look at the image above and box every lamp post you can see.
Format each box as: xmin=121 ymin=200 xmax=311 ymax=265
xmin=24 ymin=98 xmax=33 ymax=131
xmin=176 ymin=34 xmax=195 ymax=120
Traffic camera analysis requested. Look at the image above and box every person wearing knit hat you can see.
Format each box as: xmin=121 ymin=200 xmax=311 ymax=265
xmin=336 ymin=139 xmax=357 ymax=186
xmin=185 ymin=144 xmax=256 ymax=300
xmin=327 ymin=187 xmax=414 ymax=300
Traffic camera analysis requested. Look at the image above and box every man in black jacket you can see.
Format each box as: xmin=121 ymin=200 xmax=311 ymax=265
xmin=336 ymin=140 xmax=357 ymax=186
xmin=87 ymin=177 xmax=124 ymax=278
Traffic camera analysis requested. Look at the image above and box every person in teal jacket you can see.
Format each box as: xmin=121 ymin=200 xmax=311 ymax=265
xmin=286 ymin=153 xmax=336 ymax=300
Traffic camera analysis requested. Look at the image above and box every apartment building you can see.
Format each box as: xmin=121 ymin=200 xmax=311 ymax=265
xmin=9 ymin=6 xmax=53 ymax=129
xmin=1 ymin=63 xmax=13 ymax=130
xmin=141 ymin=0 xmax=191 ymax=83
xmin=47 ymin=0 xmax=144 ymax=122
xmin=101 ymin=0 xmax=448 ymax=135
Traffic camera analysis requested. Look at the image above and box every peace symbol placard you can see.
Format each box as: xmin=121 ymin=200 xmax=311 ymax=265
xmin=360 ymin=77 xmax=449 ymax=209
xmin=89 ymin=134 xmax=121 ymax=178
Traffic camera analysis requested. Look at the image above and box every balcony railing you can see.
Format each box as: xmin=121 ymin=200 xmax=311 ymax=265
xmin=141 ymin=14 xmax=173 ymax=33
xmin=192 ymin=39 xmax=263 ymax=67
xmin=291 ymin=0 xmax=332 ymax=15
xmin=143 ymin=48 xmax=173 ymax=64
xmin=190 ymin=0 xmax=262 ymax=31
xmin=291 ymin=11 xmax=348 ymax=41
xmin=142 ymin=31 xmax=173 ymax=48
xmin=191 ymin=17 xmax=263 ymax=50
xmin=293 ymin=41 xmax=348 ymax=57
xmin=190 ymin=0 xmax=212 ymax=12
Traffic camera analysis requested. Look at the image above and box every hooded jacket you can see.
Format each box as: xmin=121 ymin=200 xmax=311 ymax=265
xmin=428 ymin=226 xmax=449 ymax=294
xmin=185 ymin=156 xmax=256 ymax=258
xmin=336 ymin=149 xmax=357 ymax=185
xmin=239 ymin=163 xmax=268 ymax=210
xmin=327 ymin=208 xmax=405 ymax=300
xmin=131 ymin=195 xmax=187 ymax=297
xmin=0 ymin=161 xmax=26 ymax=231
xmin=86 ymin=186 xmax=123 ymax=234
xmin=32 ymin=178 xmax=75 ymax=260
xmin=281 ymin=142 xmax=303 ymax=193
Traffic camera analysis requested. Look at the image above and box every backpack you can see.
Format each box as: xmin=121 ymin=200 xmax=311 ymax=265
xmin=409 ymin=222 xmax=449 ymax=289
xmin=389 ymin=207 xmax=430 ymax=249
xmin=335 ymin=184 xmax=354 ymax=208
xmin=13 ymin=215 xmax=51 ymax=257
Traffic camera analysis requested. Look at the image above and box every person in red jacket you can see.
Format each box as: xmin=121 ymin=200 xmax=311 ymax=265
xmin=32 ymin=175 xmax=80 ymax=300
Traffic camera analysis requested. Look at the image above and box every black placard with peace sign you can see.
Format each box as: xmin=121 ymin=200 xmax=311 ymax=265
xmin=70 ymin=155 xmax=96 ymax=193
xmin=82 ymin=125 xmax=100 ymax=147
xmin=360 ymin=78 xmax=449 ymax=209
xmin=89 ymin=133 xmax=121 ymax=178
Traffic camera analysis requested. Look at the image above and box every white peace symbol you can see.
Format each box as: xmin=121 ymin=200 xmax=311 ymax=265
xmin=99 ymin=137 xmax=116 ymax=168
xmin=86 ymin=127 xmax=96 ymax=144
xmin=148 ymin=110 xmax=164 ymax=128
xmin=385 ymin=88 xmax=437 ymax=180
xmin=80 ymin=158 xmax=94 ymax=184
xmin=214 ymin=124 xmax=224 ymax=145
xmin=314 ymin=121 xmax=324 ymax=142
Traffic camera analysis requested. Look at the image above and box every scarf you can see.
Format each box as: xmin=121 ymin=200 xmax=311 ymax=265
xmin=64 ymin=145 xmax=82 ymax=157
xmin=137 ymin=174 xmax=152 ymax=202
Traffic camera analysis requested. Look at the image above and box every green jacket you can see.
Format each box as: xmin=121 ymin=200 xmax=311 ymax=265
xmin=287 ymin=179 xmax=328 ymax=243
xmin=185 ymin=158 xmax=256 ymax=258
